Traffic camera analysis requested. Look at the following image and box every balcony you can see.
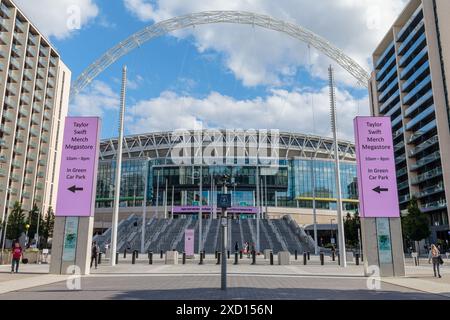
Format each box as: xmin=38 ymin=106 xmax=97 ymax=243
xmin=3 ymin=110 xmax=15 ymax=122
xmin=25 ymin=167 xmax=33 ymax=174
xmin=411 ymin=151 xmax=441 ymax=171
xmin=403 ymin=75 xmax=432 ymax=106
xmin=34 ymin=92 xmax=43 ymax=102
xmin=409 ymin=135 xmax=439 ymax=157
xmin=35 ymin=195 xmax=42 ymax=202
xmin=416 ymin=184 xmax=445 ymax=199
xmin=17 ymin=119 xmax=27 ymax=129
xmin=402 ymin=61 xmax=430 ymax=93
xmin=10 ymin=173 xmax=20 ymax=182
xmin=26 ymin=152 xmax=36 ymax=161
xmin=41 ymin=135 xmax=49 ymax=143
xmin=23 ymin=70 xmax=33 ymax=81
xmin=9 ymin=57 xmax=20 ymax=70
xmin=376 ymin=42 xmax=395 ymax=70
xmin=396 ymin=167 xmax=408 ymax=178
xmin=9 ymin=188 xmax=18 ymax=196
xmin=20 ymin=94 xmax=30 ymax=105
xmin=377 ymin=66 xmax=397 ymax=92
xmin=48 ymin=68 xmax=56 ymax=77
xmin=404 ymin=89 xmax=433 ymax=118
xmin=11 ymin=160 xmax=21 ymax=168
xmin=38 ymin=159 xmax=46 ymax=167
xmin=35 ymin=79 xmax=44 ymax=90
xmin=45 ymin=101 xmax=53 ymax=110
xmin=22 ymin=192 xmax=31 ymax=199
xmin=405 ymin=105 xmax=435 ymax=131
xmin=18 ymin=107 xmax=28 ymax=117
xmin=393 ymin=127 xmax=404 ymax=140
xmin=31 ymin=114 xmax=40 ymax=124
xmin=32 ymin=104 xmax=42 ymax=113
xmin=42 ymin=123 xmax=50 ymax=132
xmin=15 ymin=132 xmax=25 ymax=142
xmin=28 ymin=140 xmax=38 ymax=149
xmin=0 ymin=168 xmax=6 ymax=177
xmin=398 ymin=180 xmax=409 ymax=191
xmin=0 ymin=138 xmax=6 ymax=148
xmin=43 ymin=111 xmax=51 ymax=120
xmin=399 ymin=194 xmax=411 ymax=204
xmin=37 ymin=171 xmax=45 ymax=178
xmin=29 ymin=128 xmax=39 ymax=137
xmin=0 ymin=3 xmax=11 ymax=18
xmin=421 ymin=200 xmax=447 ymax=213
xmin=15 ymin=20 xmax=26 ymax=33
xmin=376 ymin=55 xmax=397 ymax=83
xmin=394 ymin=141 xmax=405 ymax=152
xmin=0 ymin=154 xmax=6 ymax=163
xmin=14 ymin=146 xmax=24 ymax=155
xmin=0 ymin=124 xmax=12 ymax=135
xmin=379 ymin=78 xmax=399 ymax=103
xmin=47 ymin=78 xmax=55 ymax=88
xmin=0 ymin=18 xmax=9 ymax=31
xmin=380 ymin=90 xmax=400 ymax=114
xmin=408 ymin=120 xmax=437 ymax=144
xmin=26 ymin=46 xmax=36 ymax=57
xmin=36 ymin=182 xmax=44 ymax=190
xmin=399 ymin=32 xmax=427 ymax=67
xmin=398 ymin=20 xmax=425 ymax=55
xmin=4 ymin=96 xmax=16 ymax=108
xmin=411 ymin=167 xmax=442 ymax=185
xmin=400 ymin=47 xmax=428 ymax=80
xmin=23 ymin=179 xmax=32 ymax=186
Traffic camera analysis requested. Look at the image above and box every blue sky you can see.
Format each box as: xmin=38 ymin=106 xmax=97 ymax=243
xmin=15 ymin=0 xmax=408 ymax=140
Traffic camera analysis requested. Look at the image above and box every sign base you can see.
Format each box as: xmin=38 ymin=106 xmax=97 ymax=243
xmin=49 ymin=216 xmax=94 ymax=275
xmin=361 ymin=217 xmax=405 ymax=277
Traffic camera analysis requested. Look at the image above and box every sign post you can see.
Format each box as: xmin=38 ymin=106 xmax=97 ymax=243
xmin=354 ymin=116 xmax=405 ymax=277
xmin=50 ymin=117 xmax=101 ymax=275
xmin=184 ymin=229 xmax=195 ymax=258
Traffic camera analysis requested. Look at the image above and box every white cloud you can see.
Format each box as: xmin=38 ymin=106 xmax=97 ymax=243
xmin=127 ymin=87 xmax=370 ymax=141
xmin=14 ymin=0 xmax=99 ymax=40
xmin=122 ymin=0 xmax=408 ymax=87
xmin=69 ymin=80 xmax=119 ymax=117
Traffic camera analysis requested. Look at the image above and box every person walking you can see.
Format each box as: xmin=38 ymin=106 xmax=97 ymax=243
xmin=90 ymin=241 xmax=99 ymax=269
xmin=428 ymin=244 xmax=443 ymax=278
xmin=234 ymin=241 xmax=239 ymax=253
xmin=11 ymin=242 xmax=23 ymax=274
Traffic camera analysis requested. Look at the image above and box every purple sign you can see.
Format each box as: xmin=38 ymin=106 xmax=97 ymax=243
xmin=56 ymin=117 xmax=101 ymax=217
xmin=354 ymin=117 xmax=400 ymax=218
xmin=172 ymin=206 xmax=259 ymax=214
xmin=184 ymin=229 xmax=195 ymax=256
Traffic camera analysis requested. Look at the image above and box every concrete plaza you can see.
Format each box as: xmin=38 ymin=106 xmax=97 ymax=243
xmin=0 ymin=255 xmax=449 ymax=300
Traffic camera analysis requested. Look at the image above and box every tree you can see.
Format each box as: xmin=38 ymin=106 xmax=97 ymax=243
xmin=7 ymin=201 xmax=26 ymax=241
xmin=41 ymin=207 xmax=55 ymax=248
xmin=402 ymin=197 xmax=431 ymax=252
xmin=27 ymin=203 xmax=42 ymax=242
xmin=344 ymin=210 xmax=360 ymax=248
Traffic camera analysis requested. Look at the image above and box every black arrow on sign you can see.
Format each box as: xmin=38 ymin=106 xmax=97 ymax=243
xmin=68 ymin=185 xmax=84 ymax=193
xmin=373 ymin=186 xmax=389 ymax=194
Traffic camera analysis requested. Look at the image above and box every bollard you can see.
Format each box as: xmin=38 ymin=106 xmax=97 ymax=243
xmin=216 ymin=252 xmax=221 ymax=265
xmin=160 ymin=250 xmax=163 ymax=259
xmin=215 ymin=251 xmax=218 ymax=259
xmin=182 ymin=252 xmax=186 ymax=265
xmin=234 ymin=252 xmax=238 ymax=265
xmin=252 ymin=250 xmax=256 ymax=265
xmin=203 ymin=251 xmax=206 ymax=259
xmin=199 ymin=252 xmax=204 ymax=265
xmin=135 ymin=251 xmax=139 ymax=259
xmin=295 ymin=250 xmax=298 ymax=260
xmin=123 ymin=249 xmax=127 ymax=259
xmin=98 ymin=253 xmax=102 ymax=265
xmin=320 ymin=252 xmax=324 ymax=266
xmin=270 ymin=252 xmax=274 ymax=265
xmin=332 ymin=251 xmax=335 ymax=262
xmin=307 ymin=252 xmax=310 ymax=261
xmin=338 ymin=252 xmax=341 ymax=266
xmin=355 ymin=253 xmax=360 ymax=266
xmin=116 ymin=252 xmax=119 ymax=264
xmin=227 ymin=250 xmax=230 ymax=259
xmin=303 ymin=252 xmax=307 ymax=265
xmin=240 ymin=251 xmax=243 ymax=259
xmin=148 ymin=251 xmax=153 ymax=265
xmin=132 ymin=251 xmax=136 ymax=264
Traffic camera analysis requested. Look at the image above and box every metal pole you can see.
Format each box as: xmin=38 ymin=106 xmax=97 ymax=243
xmin=171 ymin=185 xmax=174 ymax=220
xmin=311 ymin=157 xmax=319 ymax=255
xmin=110 ymin=65 xmax=127 ymax=266
xmin=141 ymin=160 xmax=149 ymax=254
xmin=155 ymin=171 xmax=160 ymax=218
xmin=329 ymin=65 xmax=346 ymax=267
xmin=255 ymin=166 xmax=260 ymax=253
xmin=264 ymin=175 xmax=268 ymax=220
xmin=35 ymin=208 xmax=41 ymax=248
xmin=164 ymin=179 xmax=168 ymax=219
xmin=198 ymin=165 xmax=203 ymax=255
xmin=221 ymin=184 xmax=227 ymax=290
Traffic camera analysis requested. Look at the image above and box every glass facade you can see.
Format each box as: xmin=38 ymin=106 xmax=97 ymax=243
xmin=96 ymin=158 xmax=358 ymax=212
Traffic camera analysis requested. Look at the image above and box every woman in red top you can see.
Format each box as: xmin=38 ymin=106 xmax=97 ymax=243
xmin=11 ymin=242 xmax=22 ymax=274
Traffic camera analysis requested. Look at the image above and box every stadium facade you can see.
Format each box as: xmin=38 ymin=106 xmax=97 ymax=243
xmin=94 ymin=130 xmax=358 ymax=237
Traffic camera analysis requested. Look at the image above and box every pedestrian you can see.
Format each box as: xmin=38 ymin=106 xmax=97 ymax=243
xmin=234 ymin=241 xmax=239 ymax=253
xmin=90 ymin=241 xmax=99 ymax=269
xmin=11 ymin=242 xmax=23 ymax=274
xmin=428 ymin=244 xmax=443 ymax=278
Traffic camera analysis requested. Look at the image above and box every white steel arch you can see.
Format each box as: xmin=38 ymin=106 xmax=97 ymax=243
xmin=71 ymin=11 xmax=370 ymax=99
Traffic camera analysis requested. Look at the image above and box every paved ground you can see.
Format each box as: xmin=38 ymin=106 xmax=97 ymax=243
xmin=0 ymin=255 xmax=448 ymax=300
